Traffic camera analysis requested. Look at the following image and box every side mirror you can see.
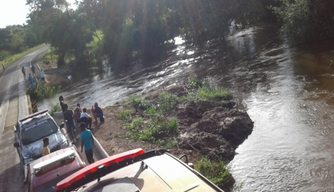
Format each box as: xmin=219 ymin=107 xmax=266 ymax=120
xmin=13 ymin=126 xmax=17 ymax=132
xmin=14 ymin=141 xmax=19 ymax=148
xmin=59 ymin=123 xmax=65 ymax=129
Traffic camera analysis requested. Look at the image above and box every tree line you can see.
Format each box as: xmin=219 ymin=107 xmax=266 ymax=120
xmin=2 ymin=0 xmax=334 ymax=69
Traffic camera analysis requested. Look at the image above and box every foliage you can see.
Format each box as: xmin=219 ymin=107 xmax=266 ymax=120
xmin=129 ymin=96 xmax=152 ymax=111
xmin=49 ymin=103 xmax=61 ymax=116
xmin=26 ymin=81 xmax=60 ymax=102
xmin=195 ymin=158 xmax=235 ymax=191
xmin=273 ymin=0 xmax=334 ymax=43
xmin=159 ymin=92 xmax=179 ymax=113
xmin=117 ymin=109 xmax=132 ymax=123
xmin=196 ymin=87 xmax=233 ymax=101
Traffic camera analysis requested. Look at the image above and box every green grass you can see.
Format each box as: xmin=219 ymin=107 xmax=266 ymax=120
xmin=159 ymin=92 xmax=179 ymax=113
xmin=196 ymin=87 xmax=233 ymax=101
xmin=0 ymin=44 xmax=46 ymax=72
xmin=117 ymin=109 xmax=132 ymax=122
xmin=195 ymin=158 xmax=235 ymax=191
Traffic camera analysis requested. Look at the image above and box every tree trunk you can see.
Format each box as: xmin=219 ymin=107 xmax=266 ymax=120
xmin=57 ymin=50 xmax=66 ymax=68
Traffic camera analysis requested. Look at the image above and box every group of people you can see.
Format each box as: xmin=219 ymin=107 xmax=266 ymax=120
xmin=58 ymin=95 xmax=105 ymax=164
xmin=22 ymin=65 xmax=45 ymax=86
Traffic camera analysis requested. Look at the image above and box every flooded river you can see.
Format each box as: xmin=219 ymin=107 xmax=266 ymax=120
xmin=38 ymin=25 xmax=334 ymax=191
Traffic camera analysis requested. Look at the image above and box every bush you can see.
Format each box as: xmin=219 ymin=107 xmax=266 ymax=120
xmin=117 ymin=109 xmax=132 ymax=122
xmin=49 ymin=103 xmax=61 ymax=116
xmin=196 ymin=158 xmax=235 ymax=191
xmin=159 ymin=92 xmax=179 ymax=113
xmin=26 ymin=81 xmax=60 ymax=101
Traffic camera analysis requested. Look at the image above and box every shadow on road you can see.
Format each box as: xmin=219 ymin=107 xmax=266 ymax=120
xmin=0 ymin=163 xmax=24 ymax=192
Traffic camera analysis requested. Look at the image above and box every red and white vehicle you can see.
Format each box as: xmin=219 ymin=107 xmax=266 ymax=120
xmin=56 ymin=148 xmax=224 ymax=192
xmin=25 ymin=146 xmax=86 ymax=192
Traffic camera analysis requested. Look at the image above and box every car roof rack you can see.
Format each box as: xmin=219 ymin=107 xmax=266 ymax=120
xmin=56 ymin=149 xmax=168 ymax=192
xmin=20 ymin=109 xmax=49 ymax=122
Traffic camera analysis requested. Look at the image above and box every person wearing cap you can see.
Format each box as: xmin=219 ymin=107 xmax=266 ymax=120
xmin=80 ymin=123 xmax=94 ymax=164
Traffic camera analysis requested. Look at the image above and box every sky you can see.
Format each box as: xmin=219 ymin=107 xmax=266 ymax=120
xmin=0 ymin=0 xmax=77 ymax=29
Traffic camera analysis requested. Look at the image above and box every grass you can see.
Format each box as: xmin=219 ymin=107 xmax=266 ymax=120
xmin=195 ymin=158 xmax=235 ymax=191
xmin=0 ymin=44 xmax=46 ymax=72
xmin=117 ymin=109 xmax=132 ymax=122
xmin=196 ymin=87 xmax=233 ymax=101
xmin=159 ymin=92 xmax=179 ymax=113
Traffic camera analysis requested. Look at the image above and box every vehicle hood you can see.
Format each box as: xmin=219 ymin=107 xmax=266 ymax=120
xmin=21 ymin=131 xmax=66 ymax=161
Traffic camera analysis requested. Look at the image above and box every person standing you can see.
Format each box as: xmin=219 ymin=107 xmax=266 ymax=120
xmin=22 ymin=66 xmax=26 ymax=77
xmin=63 ymin=104 xmax=76 ymax=142
xmin=59 ymin=96 xmax=66 ymax=112
xmin=41 ymin=137 xmax=50 ymax=156
xmin=80 ymin=123 xmax=94 ymax=164
xmin=2 ymin=64 xmax=5 ymax=71
xmin=31 ymin=64 xmax=35 ymax=74
xmin=74 ymin=103 xmax=82 ymax=128
xmin=40 ymin=69 xmax=45 ymax=81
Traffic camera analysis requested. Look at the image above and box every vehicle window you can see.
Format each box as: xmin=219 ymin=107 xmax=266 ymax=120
xmin=34 ymin=169 xmax=79 ymax=192
xmin=22 ymin=119 xmax=58 ymax=145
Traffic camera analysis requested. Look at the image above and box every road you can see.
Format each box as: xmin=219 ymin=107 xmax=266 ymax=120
xmin=0 ymin=46 xmax=50 ymax=192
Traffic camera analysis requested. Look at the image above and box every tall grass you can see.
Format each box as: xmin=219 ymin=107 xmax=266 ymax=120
xmin=195 ymin=158 xmax=235 ymax=191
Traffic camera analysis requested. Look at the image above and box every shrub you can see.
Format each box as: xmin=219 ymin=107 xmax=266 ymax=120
xmin=159 ymin=92 xmax=179 ymax=113
xmin=117 ymin=109 xmax=132 ymax=122
xmin=195 ymin=158 xmax=235 ymax=191
xmin=130 ymin=96 xmax=152 ymax=111
xmin=49 ymin=103 xmax=61 ymax=116
xmin=146 ymin=107 xmax=157 ymax=116
xmin=26 ymin=81 xmax=60 ymax=101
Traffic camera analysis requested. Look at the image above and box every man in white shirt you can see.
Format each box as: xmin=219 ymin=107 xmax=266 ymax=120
xmin=80 ymin=108 xmax=92 ymax=129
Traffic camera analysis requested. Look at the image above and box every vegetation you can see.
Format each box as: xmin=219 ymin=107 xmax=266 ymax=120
xmin=49 ymin=103 xmax=61 ymax=116
xmin=117 ymin=78 xmax=232 ymax=145
xmin=195 ymin=158 xmax=235 ymax=192
xmin=26 ymin=81 xmax=60 ymax=102
xmin=273 ymin=0 xmax=334 ymax=43
xmin=0 ymin=44 xmax=45 ymax=71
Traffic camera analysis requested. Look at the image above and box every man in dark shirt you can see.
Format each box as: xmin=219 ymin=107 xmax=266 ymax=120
xmin=92 ymin=102 xmax=104 ymax=124
xmin=63 ymin=104 xmax=76 ymax=142
xmin=59 ymin=96 xmax=66 ymax=112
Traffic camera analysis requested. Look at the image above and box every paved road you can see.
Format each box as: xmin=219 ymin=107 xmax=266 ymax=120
xmin=0 ymin=46 xmax=50 ymax=192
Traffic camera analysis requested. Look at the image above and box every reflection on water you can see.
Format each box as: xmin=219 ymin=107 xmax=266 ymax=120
xmin=38 ymin=25 xmax=334 ymax=191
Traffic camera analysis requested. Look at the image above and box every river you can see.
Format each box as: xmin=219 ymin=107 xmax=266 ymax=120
xmin=38 ymin=24 xmax=334 ymax=191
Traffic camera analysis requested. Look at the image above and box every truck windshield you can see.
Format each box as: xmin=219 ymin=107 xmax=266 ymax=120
xmin=22 ymin=119 xmax=58 ymax=145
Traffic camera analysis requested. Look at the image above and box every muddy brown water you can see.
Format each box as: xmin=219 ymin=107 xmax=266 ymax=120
xmin=38 ymin=25 xmax=334 ymax=191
